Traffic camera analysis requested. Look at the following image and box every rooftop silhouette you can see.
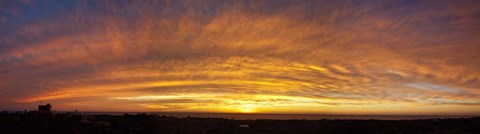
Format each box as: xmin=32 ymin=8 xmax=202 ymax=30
xmin=38 ymin=103 xmax=52 ymax=113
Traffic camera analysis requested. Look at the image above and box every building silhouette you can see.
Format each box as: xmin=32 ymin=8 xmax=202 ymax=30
xmin=38 ymin=103 xmax=52 ymax=112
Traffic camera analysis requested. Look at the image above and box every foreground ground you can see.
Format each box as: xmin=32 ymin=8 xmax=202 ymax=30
xmin=1 ymin=111 xmax=479 ymax=134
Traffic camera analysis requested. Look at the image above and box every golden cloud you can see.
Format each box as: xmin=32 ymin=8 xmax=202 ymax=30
xmin=0 ymin=0 xmax=479 ymax=114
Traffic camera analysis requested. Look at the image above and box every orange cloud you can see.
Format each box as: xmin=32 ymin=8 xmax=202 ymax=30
xmin=0 ymin=0 xmax=479 ymax=114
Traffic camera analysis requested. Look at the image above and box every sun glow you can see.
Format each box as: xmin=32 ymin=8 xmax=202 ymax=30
xmin=237 ymin=104 xmax=257 ymax=113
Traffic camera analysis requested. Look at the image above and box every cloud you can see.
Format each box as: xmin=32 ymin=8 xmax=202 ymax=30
xmin=406 ymin=82 xmax=464 ymax=94
xmin=0 ymin=0 xmax=479 ymax=114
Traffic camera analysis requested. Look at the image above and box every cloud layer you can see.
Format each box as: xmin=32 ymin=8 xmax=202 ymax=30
xmin=0 ymin=0 xmax=479 ymax=114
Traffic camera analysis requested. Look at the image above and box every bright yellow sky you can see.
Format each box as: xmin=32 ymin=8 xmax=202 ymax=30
xmin=1 ymin=0 xmax=480 ymax=115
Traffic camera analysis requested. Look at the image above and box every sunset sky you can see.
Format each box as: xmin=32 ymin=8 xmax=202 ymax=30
xmin=1 ymin=0 xmax=480 ymax=115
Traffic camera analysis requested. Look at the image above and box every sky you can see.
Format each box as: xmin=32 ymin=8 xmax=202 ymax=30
xmin=0 ymin=0 xmax=480 ymax=115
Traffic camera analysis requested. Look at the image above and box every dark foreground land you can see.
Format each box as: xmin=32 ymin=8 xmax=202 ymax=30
xmin=1 ymin=111 xmax=479 ymax=134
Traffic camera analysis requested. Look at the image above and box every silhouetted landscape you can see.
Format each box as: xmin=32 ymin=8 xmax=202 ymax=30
xmin=1 ymin=111 xmax=479 ymax=134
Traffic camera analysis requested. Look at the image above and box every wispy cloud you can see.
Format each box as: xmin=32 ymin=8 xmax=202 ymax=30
xmin=0 ymin=0 xmax=479 ymax=114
